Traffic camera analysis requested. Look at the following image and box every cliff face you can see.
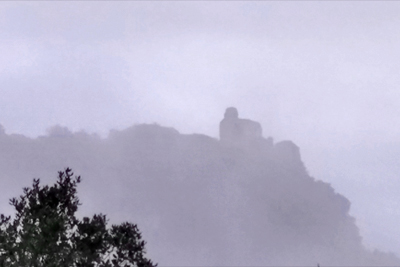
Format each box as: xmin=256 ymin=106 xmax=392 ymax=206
xmin=0 ymin=120 xmax=398 ymax=266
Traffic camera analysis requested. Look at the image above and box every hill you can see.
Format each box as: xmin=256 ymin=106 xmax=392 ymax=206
xmin=0 ymin=108 xmax=398 ymax=266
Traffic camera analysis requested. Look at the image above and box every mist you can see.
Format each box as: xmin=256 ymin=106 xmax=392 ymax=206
xmin=1 ymin=1 xmax=400 ymax=264
xmin=0 ymin=109 xmax=399 ymax=265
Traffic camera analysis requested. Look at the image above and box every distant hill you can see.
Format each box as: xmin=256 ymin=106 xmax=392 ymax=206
xmin=0 ymin=109 xmax=398 ymax=266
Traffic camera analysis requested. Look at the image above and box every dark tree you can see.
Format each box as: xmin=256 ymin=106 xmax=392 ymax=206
xmin=0 ymin=168 xmax=156 ymax=267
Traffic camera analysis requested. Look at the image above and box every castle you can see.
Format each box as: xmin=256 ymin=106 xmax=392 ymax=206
xmin=219 ymin=107 xmax=263 ymax=148
xmin=219 ymin=107 xmax=303 ymax=168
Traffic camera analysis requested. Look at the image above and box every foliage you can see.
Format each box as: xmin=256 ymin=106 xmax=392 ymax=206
xmin=0 ymin=168 xmax=156 ymax=267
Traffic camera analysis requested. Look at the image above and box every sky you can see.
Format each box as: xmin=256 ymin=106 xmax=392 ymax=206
xmin=1 ymin=1 xmax=400 ymax=256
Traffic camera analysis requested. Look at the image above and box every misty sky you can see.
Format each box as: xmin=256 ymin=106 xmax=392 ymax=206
xmin=1 ymin=1 xmax=400 ymax=256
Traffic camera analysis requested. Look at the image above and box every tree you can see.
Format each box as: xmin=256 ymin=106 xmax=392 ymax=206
xmin=0 ymin=168 xmax=156 ymax=267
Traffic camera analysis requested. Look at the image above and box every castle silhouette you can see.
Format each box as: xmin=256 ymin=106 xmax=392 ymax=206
xmin=219 ymin=107 xmax=302 ymax=168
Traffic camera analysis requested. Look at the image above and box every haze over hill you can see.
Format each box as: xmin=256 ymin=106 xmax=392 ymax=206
xmin=0 ymin=108 xmax=398 ymax=266
xmin=2 ymin=1 xmax=400 ymax=257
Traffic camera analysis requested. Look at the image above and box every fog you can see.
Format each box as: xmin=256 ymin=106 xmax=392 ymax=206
xmin=1 ymin=1 xmax=400 ymax=264
xmin=0 ymin=111 xmax=398 ymax=265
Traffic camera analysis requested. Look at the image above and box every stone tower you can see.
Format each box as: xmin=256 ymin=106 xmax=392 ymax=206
xmin=219 ymin=107 xmax=262 ymax=148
